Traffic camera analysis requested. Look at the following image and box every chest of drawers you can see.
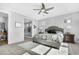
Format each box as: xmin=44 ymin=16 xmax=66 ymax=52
xmin=63 ymin=34 xmax=74 ymax=43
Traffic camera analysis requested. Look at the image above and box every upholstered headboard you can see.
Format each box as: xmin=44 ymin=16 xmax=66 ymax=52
xmin=45 ymin=26 xmax=64 ymax=34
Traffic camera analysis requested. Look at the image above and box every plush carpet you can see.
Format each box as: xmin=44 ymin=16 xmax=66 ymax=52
xmin=0 ymin=41 xmax=79 ymax=55
xmin=18 ymin=41 xmax=39 ymax=50
xmin=0 ymin=45 xmax=26 ymax=55
xmin=0 ymin=41 xmax=39 ymax=55
xmin=68 ymin=43 xmax=79 ymax=55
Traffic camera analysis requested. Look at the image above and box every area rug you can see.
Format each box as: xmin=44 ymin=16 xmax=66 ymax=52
xmin=18 ymin=41 xmax=39 ymax=50
xmin=31 ymin=45 xmax=50 ymax=55
xmin=68 ymin=43 xmax=79 ymax=55
xmin=0 ymin=45 xmax=26 ymax=55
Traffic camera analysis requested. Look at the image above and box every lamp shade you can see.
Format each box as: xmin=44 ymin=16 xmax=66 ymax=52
xmin=67 ymin=19 xmax=71 ymax=23
xmin=64 ymin=19 xmax=71 ymax=24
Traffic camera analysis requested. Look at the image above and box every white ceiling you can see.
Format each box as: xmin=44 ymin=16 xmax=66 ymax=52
xmin=0 ymin=3 xmax=79 ymax=20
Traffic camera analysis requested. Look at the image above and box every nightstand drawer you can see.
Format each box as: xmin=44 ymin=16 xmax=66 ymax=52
xmin=63 ymin=34 xmax=74 ymax=43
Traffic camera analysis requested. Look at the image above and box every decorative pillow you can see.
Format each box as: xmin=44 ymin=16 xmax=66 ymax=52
xmin=37 ymin=34 xmax=42 ymax=39
xmin=47 ymin=34 xmax=52 ymax=40
xmin=41 ymin=35 xmax=47 ymax=40
xmin=51 ymin=35 xmax=60 ymax=43
xmin=51 ymin=35 xmax=58 ymax=40
xmin=34 ymin=35 xmax=39 ymax=38
xmin=35 ymin=34 xmax=47 ymax=40
xmin=56 ymin=31 xmax=64 ymax=39
xmin=56 ymin=32 xmax=64 ymax=42
xmin=58 ymin=36 xmax=63 ymax=43
xmin=46 ymin=38 xmax=52 ymax=42
xmin=46 ymin=34 xmax=59 ymax=43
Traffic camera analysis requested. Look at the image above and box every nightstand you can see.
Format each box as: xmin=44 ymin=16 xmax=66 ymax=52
xmin=63 ymin=34 xmax=75 ymax=43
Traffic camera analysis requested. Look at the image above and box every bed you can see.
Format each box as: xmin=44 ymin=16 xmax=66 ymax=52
xmin=22 ymin=26 xmax=67 ymax=55
xmin=33 ymin=26 xmax=64 ymax=49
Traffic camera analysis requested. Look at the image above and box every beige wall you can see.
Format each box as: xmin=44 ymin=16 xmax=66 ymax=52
xmin=32 ymin=20 xmax=38 ymax=37
xmin=38 ymin=12 xmax=79 ymax=43
xmin=8 ymin=12 xmax=24 ymax=44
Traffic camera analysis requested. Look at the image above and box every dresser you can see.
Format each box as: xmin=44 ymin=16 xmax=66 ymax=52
xmin=0 ymin=32 xmax=8 ymax=45
xmin=63 ymin=34 xmax=75 ymax=43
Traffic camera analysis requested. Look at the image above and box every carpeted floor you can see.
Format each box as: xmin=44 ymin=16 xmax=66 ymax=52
xmin=0 ymin=37 xmax=79 ymax=55
xmin=68 ymin=43 xmax=79 ymax=55
xmin=0 ymin=37 xmax=33 ymax=55
xmin=0 ymin=44 xmax=26 ymax=55
xmin=18 ymin=41 xmax=38 ymax=50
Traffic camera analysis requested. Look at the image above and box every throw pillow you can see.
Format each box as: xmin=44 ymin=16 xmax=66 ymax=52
xmin=41 ymin=35 xmax=47 ymax=40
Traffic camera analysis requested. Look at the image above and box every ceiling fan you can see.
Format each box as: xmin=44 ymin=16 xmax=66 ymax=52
xmin=33 ymin=3 xmax=55 ymax=14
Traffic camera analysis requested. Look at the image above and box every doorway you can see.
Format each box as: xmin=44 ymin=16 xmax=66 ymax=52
xmin=0 ymin=12 xmax=8 ymax=45
xmin=24 ymin=20 xmax=32 ymax=41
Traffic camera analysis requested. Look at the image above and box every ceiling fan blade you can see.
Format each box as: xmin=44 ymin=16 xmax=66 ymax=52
xmin=45 ymin=7 xmax=54 ymax=11
xmin=33 ymin=9 xmax=41 ymax=10
xmin=42 ymin=3 xmax=45 ymax=9
xmin=43 ymin=11 xmax=48 ymax=14
xmin=38 ymin=10 xmax=42 ymax=14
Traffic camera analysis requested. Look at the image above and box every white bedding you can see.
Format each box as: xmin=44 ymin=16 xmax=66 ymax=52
xmin=38 ymin=33 xmax=64 ymax=43
xmin=50 ymin=33 xmax=64 ymax=43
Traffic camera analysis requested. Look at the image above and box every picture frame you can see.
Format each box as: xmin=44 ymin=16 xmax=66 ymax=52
xmin=15 ymin=22 xmax=22 ymax=28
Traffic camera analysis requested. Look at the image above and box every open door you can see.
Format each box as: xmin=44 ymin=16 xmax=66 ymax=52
xmin=24 ymin=20 xmax=32 ymax=40
xmin=0 ymin=12 xmax=8 ymax=45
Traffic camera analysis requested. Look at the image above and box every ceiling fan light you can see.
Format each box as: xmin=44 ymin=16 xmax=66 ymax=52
xmin=67 ymin=20 xmax=71 ymax=23
xmin=41 ymin=10 xmax=45 ymax=12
